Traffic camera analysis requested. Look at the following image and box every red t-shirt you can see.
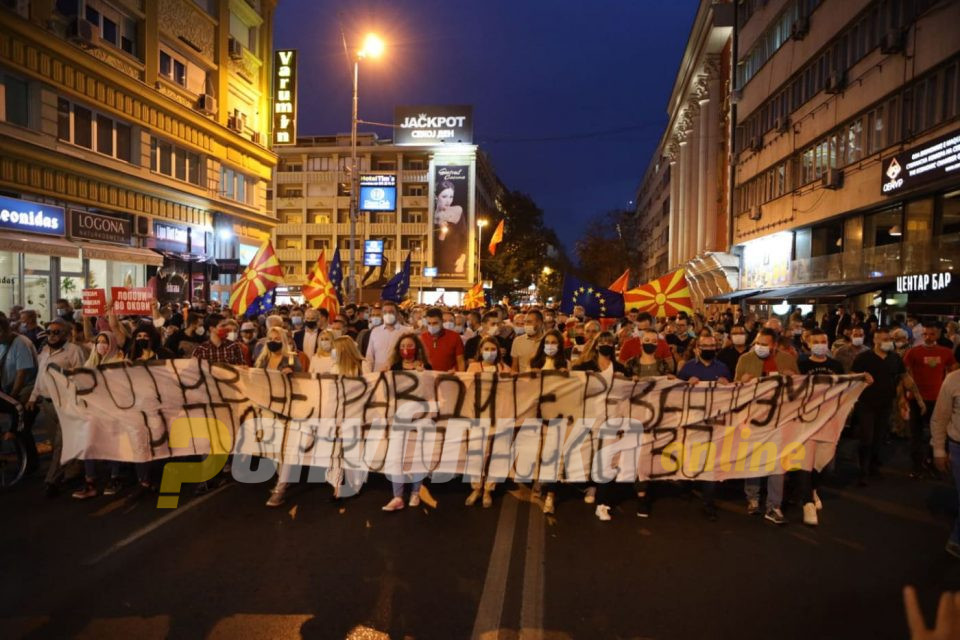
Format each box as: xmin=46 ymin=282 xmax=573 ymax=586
xmin=762 ymin=353 xmax=780 ymax=374
xmin=618 ymin=336 xmax=672 ymax=363
xmin=904 ymin=344 xmax=957 ymax=401
xmin=420 ymin=329 xmax=465 ymax=372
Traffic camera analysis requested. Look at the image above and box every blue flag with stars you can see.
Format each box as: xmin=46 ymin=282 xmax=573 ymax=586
xmin=381 ymin=253 xmax=411 ymax=302
xmin=246 ymin=288 xmax=276 ymax=317
xmin=560 ymin=275 xmax=625 ymax=318
xmin=329 ymin=248 xmax=344 ymax=304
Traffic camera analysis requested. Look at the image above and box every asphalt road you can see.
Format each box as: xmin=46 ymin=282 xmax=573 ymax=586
xmin=4 ymin=437 xmax=960 ymax=640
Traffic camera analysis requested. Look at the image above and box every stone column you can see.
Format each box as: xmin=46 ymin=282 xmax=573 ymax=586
xmin=667 ymin=138 xmax=680 ymax=269
xmin=703 ymin=55 xmax=723 ymax=254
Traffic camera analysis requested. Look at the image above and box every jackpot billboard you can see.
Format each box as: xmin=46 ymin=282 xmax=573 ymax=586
xmin=432 ymin=165 xmax=470 ymax=279
xmin=394 ymin=106 xmax=473 ymax=145
xmin=359 ymin=174 xmax=397 ymax=211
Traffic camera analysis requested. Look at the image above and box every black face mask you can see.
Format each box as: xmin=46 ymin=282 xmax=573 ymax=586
xmin=136 ymin=338 xmax=150 ymax=349
xmin=597 ymin=344 xmax=615 ymax=358
xmin=304 ymin=321 xmax=318 ymax=330
xmin=575 ymin=336 xmax=585 ymax=345
xmin=700 ymin=349 xmax=716 ymax=361
xmin=267 ymin=341 xmax=283 ymax=352
xmin=642 ymin=343 xmax=658 ymax=355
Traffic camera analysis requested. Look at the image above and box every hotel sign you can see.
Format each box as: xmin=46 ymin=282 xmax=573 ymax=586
xmin=882 ymin=128 xmax=960 ymax=195
xmin=394 ymin=105 xmax=473 ymax=145
xmin=273 ymin=49 xmax=297 ymax=145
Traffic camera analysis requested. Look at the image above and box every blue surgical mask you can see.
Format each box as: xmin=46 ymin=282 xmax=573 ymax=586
xmin=427 ymin=324 xmax=441 ymax=335
xmin=754 ymin=344 xmax=771 ymax=359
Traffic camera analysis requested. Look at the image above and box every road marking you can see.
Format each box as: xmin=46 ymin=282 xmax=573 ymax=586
xmin=520 ymin=502 xmax=546 ymax=640
xmin=471 ymin=495 xmax=520 ymax=640
xmin=83 ymin=483 xmax=233 ymax=566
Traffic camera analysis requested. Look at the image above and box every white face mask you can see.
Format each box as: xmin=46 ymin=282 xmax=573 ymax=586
xmin=195 ymin=326 xmax=206 ymax=336
xmin=227 ymin=331 xmax=238 ymax=342
xmin=291 ymin=316 xmax=303 ymax=327
xmin=811 ymin=343 xmax=830 ymax=357
xmin=487 ymin=325 xmax=500 ymax=336
xmin=880 ymin=341 xmax=894 ymax=352
xmin=481 ymin=349 xmax=498 ymax=363
xmin=543 ymin=343 xmax=559 ymax=357
xmin=370 ymin=316 xmax=383 ymax=327
xmin=851 ymin=337 xmax=864 ymax=346
xmin=731 ymin=334 xmax=747 ymax=346
xmin=319 ymin=340 xmax=332 ymax=352
xmin=330 ymin=348 xmax=338 ymax=362
xmin=524 ymin=325 xmax=537 ymax=336
xmin=331 ymin=329 xmax=342 ymax=339
xmin=754 ymin=344 xmax=771 ymax=359
xmin=442 ymin=321 xmax=455 ymax=331
xmin=383 ymin=313 xmax=396 ymax=326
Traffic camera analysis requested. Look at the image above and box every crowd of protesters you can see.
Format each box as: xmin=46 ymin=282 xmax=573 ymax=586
xmin=2 ymin=296 xmax=960 ymax=549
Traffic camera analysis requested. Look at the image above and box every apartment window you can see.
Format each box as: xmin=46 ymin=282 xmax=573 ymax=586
xmin=402 ymin=211 xmax=423 ymax=223
xmin=376 ymin=160 xmax=396 ymax=170
xmin=407 ymin=185 xmax=424 ymax=196
xmin=403 ymin=237 xmax=423 ymax=251
xmin=150 ymin=137 xmax=202 ymax=185
xmin=306 ymin=156 xmax=329 ymax=171
xmin=159 ymin=50 xmax=186 ymax=87
xmin=406 ymin=159 xmax=425 ymax=170
xmin=221 ymin=166 xmax=254 ymax=204
xmin=845 ymin=118 xmax=863 ymax=164
xmin=0 ymin=73 xmax=29 ymax=127
xmin=58 ymin=98 xmax=132 ymax=162
xmin=310 ymin=238 xmax=331 ymax=250
xmin=229 ymin=11 xmax=258 ymax=55
xmin=85 ymin=0 xmax=138 ymax=57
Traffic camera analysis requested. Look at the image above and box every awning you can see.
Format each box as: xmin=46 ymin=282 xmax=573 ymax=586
xmin=82 ymin=244 xmax=164 ymax=266
xmin=744 ymin=279 xmax=894 ymax=304
xmin=152 ymin=249 xmax=218 ymax=265
xmin=704 ymin=288 xmax=769 ymax=303
xmin=0 ymin=235 xmax=79 ymax=258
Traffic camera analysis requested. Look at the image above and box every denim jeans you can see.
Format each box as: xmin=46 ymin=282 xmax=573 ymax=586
xmin=949 ymin=441 xmax=960 ymax=545
xmin=744 ymin=474 xmax=784 ymax=510
xmin=392 ymin=479 xmax=422 ymax=498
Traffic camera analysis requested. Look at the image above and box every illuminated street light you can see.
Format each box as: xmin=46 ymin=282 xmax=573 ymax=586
xmin=476 ymin=218 xmax=489 ymax=283
xmin=359 ymin=33 xmax=384 ymax=59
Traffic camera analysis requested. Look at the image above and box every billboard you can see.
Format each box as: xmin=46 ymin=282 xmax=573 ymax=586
xmin=432 ymin=165 xmax=470 ymax=279
xmin=364 ymin=239 xmax=384 ymax=254
xmin=881 ymin=128 xmax=960 ymax=196
xmin=394 ymin=105 xmax=473 ymax=145
xmin=359 ymin=174 xmax=397 ymax=211
xmin=273 ymin=50 xmax=297 ymax=145
xmin=740 ymin=231 xmax=792 ymax=289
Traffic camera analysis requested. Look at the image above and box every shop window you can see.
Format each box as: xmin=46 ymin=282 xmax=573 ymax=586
xmin=905 ymin=198 xmax=934 ymax=245
xmin=0 ymin=73 xmax=29 ymax=127
xmin=939 ymin=190 xmax=960 ymax=237
xmin=863 ymin=206 xmax=902 ymax=248
xmin=0 ymin=251 xmax=17 ymax=315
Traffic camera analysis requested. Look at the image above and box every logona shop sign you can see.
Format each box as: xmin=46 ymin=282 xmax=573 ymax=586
xmin=70 ymin=210 xmax=131 ymax=244
xmin=394 ymin=105 xmax=473 ymax=145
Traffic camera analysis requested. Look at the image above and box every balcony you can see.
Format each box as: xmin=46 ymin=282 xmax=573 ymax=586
xmin=789 ymin=233 xmax=960 ymax=284
xmin=401 ymin=223 xmax=428 ymax=235
xmin=336 ymin=196 xmax=351 ymax=209
xmin=368 ymin=223 xmax=397 ymax=236
xmin=275 ymin=197 xmax=304 ymax=210
xmin=275 ymin=223 xmax=304 ymax=235
xmin=276 ymin=248 xmax=304 ymax=261
xmin=276 ymin=172 xmax=305 ymax=184
xmin=402 ymin=171 xmax=429 ymax=183
xmin=306 ymin=196 xmax=336 ymax=209
xmin=402 ymin=195 xmax=428 ymax=208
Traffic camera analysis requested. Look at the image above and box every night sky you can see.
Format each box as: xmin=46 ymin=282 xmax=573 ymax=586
xmin=273 ymin=0 xmax=699 ymax=253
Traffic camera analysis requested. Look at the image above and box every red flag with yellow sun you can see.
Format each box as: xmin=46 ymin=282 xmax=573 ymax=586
xmin=463 ymin=282 xmax=485 ymax=310
xmin=302 ymin=251 xmax=340 ymax=315
xmin=229 ymin=239 xmax=284 ymax=316
xmin=624 ymin=268 xmax=694 ymax=318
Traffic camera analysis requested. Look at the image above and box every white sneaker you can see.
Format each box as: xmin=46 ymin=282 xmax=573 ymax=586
xmin=382 ymin=497 xmax=405 ymax=512
xmin=595 ymin=504 xmax=612 ymax=521
xmin=408 ymin=493 xmax=421 ymax=508
xmin=802 ymin=502 xmax=819 ymax=526
xmin=812 ymin=490 xmax=823 ymax=511
xmin=542 ymin=493 xmax=555 ymax=515
xmin=465 ymin=489 xmax=482 ymax=506
xmin=584 ymin=487 xmax=596 ymax=504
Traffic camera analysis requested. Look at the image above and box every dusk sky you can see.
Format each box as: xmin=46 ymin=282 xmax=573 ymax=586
xmin=273 ymin=0 xmax=699 ymax=253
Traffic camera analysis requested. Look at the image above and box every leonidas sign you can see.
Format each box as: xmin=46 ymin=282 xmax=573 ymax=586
xmin=394 ymin=105 xmax=473 ymax=145
xmin=882 ymin=128 xmax=960 ymax=195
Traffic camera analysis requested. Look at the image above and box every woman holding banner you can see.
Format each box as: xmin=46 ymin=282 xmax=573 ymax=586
xmin=383 ymin=334 xmax=432 ymax=512
xmin=465 ymin=336 xmax=512 ymax=509
xmin=529 ymin=330 xmax=569 ymax=515
xmin=260 ymin=327 xmax=305 ymax=508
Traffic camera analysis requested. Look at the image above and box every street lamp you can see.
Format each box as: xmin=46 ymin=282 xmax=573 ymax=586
xmin=476 ymin=218 xmax=488 ymax=284
xmin=347 ymin=33 xmax=384 ymax=304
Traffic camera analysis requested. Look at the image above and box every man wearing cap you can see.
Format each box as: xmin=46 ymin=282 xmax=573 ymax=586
xmin=26 ymin=317 xmax=86 ymax=496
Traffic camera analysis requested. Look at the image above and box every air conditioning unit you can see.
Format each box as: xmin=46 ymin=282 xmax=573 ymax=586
xmin=821 ymin=168 xmax=844 ymax=190
xmin=775 ymin=115 xmax=791 ymax=134
xmin=731 ymin=88 xmax=743 ymax=104
xmin=880 ymin=28 xmax=905 ymax=54
xmin=67 ymin=18 xmax=97 ymax=47
xmin=824 ymin=70 xmax=847 ymax=94
xmin=197 ymin=93 xmax=217 ymax=115
xmin=134 ymin=215 xmax=150 ymax=237
xmin=749 ymin=135 xmax=763 ymax=152
xmin=791 ymin=16 xmax=810 ymax=40
xmin=227 ymin=111 xmax=245 ymax=132
xmin=748 ymin=205 xmax=762 ymax=221
xmin=228 ymin=36 xmax=243 ymax=60
xmin=251 ymin=131 xmax=261 ymax=144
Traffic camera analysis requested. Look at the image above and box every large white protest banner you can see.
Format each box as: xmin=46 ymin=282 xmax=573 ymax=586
xmin=47 ymin=361 xmax=867 ymax=484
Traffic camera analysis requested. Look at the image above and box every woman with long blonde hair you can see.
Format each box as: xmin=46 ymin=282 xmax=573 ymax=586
xmin=254 ymin=326 xmax=301 ymax=374
xmin=329 ymin=336 xmax=370 ymax=376
xmin=308 ymin=329 xmax=337 ymax=374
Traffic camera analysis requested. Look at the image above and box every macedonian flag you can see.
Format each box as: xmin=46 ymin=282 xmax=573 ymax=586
xmin=624 ymin=268 xmax=694 ymax=318
xmin=229 ymin=239 xmax=284 ymax=316
xmin=463 ymin=282 xmax=485 ymax=310
xmin=302 ymin=251 xmax=340 ymax=315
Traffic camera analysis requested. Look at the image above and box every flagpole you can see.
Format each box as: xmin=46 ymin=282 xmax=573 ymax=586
xmin=348 ymin=57 xmax=359 ymax=305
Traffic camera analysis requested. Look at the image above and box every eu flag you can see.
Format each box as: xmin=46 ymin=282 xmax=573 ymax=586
xmin=381 ymin=253 xmax=411 ymax=302
xmin=560 ymin=275 xmax=625 ymax=318
xmin=329 ymin=248 xmax=344 ymax=304
xmin=247 ymin=289 xmax=276 ymax=316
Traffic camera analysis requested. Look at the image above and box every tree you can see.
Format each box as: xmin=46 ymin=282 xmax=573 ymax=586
xmin=480 ymin=190 xmax=570 ymax=303
xmin=574 ymin=209 xmax=638 ymax=287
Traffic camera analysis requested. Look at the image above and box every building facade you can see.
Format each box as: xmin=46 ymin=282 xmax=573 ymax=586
xmin=0 ymin=0 xmax=278 ymax=317
xmin=270 ymin=132 xmax=503 ymax=304
xmin=633 ymin=0 xmax=737 ymax=303
xmin=727 ymin=0 xmax=960 ymax=312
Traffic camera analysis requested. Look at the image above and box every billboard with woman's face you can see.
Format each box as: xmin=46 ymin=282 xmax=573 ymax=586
xmin=432 ymin=165 xmax=470 ymax=279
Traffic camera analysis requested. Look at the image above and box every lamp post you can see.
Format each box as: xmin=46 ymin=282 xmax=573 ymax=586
xmin=347 ymin=33 xmax=384 ymax=304
xmin=476 ymin=218 xmax=488 ymax=284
